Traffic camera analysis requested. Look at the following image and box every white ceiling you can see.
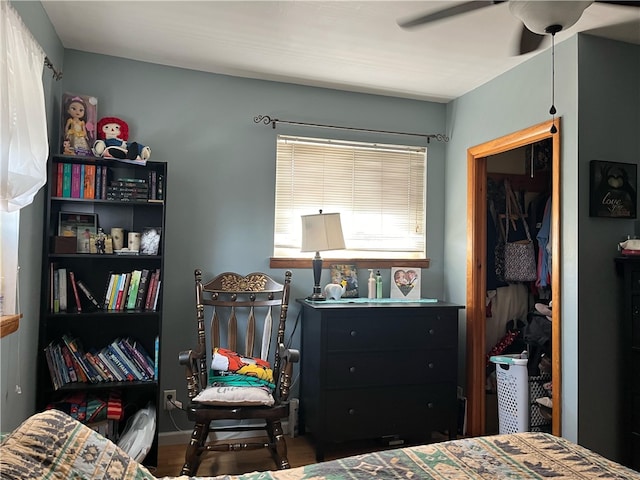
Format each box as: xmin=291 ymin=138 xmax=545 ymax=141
xmin=41 ymin=1 xmax=640 ymax=103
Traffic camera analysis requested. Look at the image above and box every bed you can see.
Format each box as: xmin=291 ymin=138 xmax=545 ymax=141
xmin=1 ymin=409 xmax=638 ymax=480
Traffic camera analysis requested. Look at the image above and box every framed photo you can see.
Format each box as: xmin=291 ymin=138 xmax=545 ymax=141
xmin=329 ymin=264 xmax=358 ymax=298
xmin=140 ymin=227 xmax=162 ymax=255
xmin=58 ymin=212 xmax=97 ymax=253
xmin=589 ymin=160 xmax=637 ymax=218
xmin=60 ymin=92 xmax=98 ymax=156
xmin=390 ymin=267 xmax=421 ymax=300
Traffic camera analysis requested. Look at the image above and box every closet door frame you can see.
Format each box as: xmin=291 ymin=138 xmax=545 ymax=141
xmin=465 ymin=119 xmax=562 ymax=436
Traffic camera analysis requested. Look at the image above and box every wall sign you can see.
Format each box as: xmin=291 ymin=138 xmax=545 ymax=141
xmin=589 ymin=160 xmax=637 ymax=218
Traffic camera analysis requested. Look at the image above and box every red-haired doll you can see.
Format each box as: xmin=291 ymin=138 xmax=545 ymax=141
xmin=92 ymin=117 xmax=150 ymax=161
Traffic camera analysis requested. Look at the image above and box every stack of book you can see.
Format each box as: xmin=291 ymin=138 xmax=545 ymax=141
xmin=44 ymin=335 xmax=157 ymax=389
xmin=102 ymin=268 xmax=161 ymax=311
xmin=54 ymin=162 xmax=165 ymax=202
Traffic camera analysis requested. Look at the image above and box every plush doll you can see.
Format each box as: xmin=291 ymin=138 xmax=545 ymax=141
xmin=92 ymin=117 xmax=151 ymax=161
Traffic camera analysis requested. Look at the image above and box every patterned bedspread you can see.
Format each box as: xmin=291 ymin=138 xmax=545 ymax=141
xmin=1 ymin=409 xmax=639 ymax=480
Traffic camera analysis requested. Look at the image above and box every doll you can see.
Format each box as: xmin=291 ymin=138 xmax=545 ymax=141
xmin=92 ymin=117 xmax=151 ymax=161
xmin=63 ymin=96 xmax=92 ymax=155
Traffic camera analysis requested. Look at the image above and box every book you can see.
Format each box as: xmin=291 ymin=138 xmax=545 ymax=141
xmin=54 ymin=343 xmax=71 ymax=385
xmin=58 ymin=267 xmax=68 ymax=312
xmin=97 ymin=349 xmax=125 ymax=382
xmin=61 ymin=335 xmax=95 ymax=383
xmin=121 ymin=338 xmax=154 ymax=379
xmin=60 ymin=344 xmax=79 ymax=383
xmin=84 ymin=164 xmax=96 ymax=199
xmin=126 ymin=270 xmax=142 ymax=310
xmin=329 ymin=264 xmax=359 ymax=298
xmin=71 ymin=163 xmax=82 ymax=198
xmin=76 ymin=280 xmax=102 ymax=310
xmin=110 ymin=274 xmax=124 ymax=310
xmin=56 ymin=163 xmax=64 ymax=197
xmin=110 ymin=339 xmax=146 ymax=380
xmin=87 ymin=349 xmax=114 ymax=382
xmin=95 ymin=165 xmax=102 ymax=200
xmin=79 ymin=164 xmax=85 ymax=198
xmin=53 ymin=267 xmax=60 ymax=313
xmin=69 ymin=271 xmax=82 ymax=313
xmin=101 ymin=166 xmax=107 ymax=199
xmin=152 ymin=280 xmax=161 ymax=310
xmin=103 ymin=273 xmax=116 ymax=310
xmin=62 ymin=163 xmax=72 ymax=197
xmin=105 ymin=345 xmax=135 ymax=381
xmin=134 ymin=269 xmax=150 ymax=310
xmin=145 ymin=269 xmax=160 ymax=310
xmin=115 ymin=273 xmax=131 ymax=310
xmin=44 ymin=343 xmax=62 ymax=390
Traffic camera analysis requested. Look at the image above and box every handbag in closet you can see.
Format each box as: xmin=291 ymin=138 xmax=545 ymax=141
xmin=503 ymin=180 xmax=537 ymax=282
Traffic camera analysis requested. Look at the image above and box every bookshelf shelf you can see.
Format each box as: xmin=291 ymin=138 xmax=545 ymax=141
xmin=37 ymin=154 xmax=167 ymax=467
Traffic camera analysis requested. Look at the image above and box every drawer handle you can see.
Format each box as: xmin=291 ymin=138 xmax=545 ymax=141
xmin=428 ymin=328 xmax=435 ymax=335
xmin=348 ymin=408 xmax=356 ymax=415
xmin=428 ymin=362 xmax=434 ymax=369
xmin=350 ymin=330 xmax=357 ymax=337
xmin=349 ymin=366 xmax=356 ymax=374
xmin=427 ymin=402 xmax=434 ymax=409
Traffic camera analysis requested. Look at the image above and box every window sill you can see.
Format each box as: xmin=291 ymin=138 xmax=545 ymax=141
xmin=0 ymin=314 xmax=21 ymax=339
xmin=270 ymin=258 xmax=430 ymax=269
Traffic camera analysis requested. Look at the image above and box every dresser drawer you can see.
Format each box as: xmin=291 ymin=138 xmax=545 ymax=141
xmin=324 ymin=384 xmax=455 ymax=441
xmin=326 ymin=310 xmax=457 ymax=351
xmin=326 ymin=348 xmax=457 ymax=388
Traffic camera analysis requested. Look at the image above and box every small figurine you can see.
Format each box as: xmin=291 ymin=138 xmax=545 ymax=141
xmin=92 ymin=117 xmax=151 ymax=161
xmin=95 ymin=228 xmax=106 ymax=254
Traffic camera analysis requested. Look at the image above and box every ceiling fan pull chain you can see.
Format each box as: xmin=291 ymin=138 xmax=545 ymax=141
xmin=549 ymin=32 xmax=558 ymax=134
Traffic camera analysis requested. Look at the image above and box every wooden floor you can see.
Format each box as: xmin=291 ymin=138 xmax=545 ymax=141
xmin=152 ymin=435 xmax=421 ymax=477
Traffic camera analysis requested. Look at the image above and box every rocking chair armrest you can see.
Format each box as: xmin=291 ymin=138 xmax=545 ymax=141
xmin=278 ymin=344 xmax=300 ymax=363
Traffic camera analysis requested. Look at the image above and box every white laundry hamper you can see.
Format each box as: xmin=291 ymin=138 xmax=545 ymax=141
xmin=489 ymin=353 xmax=529 ymax=434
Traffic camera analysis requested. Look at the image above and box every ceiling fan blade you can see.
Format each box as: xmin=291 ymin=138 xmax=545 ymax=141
xmin=595 ymin=1 xmax=640 ymax=6
xmin=398 ymin=1 xmax=501 ymax=29
xmin=518 ymin=24 xmax=546 ymax=55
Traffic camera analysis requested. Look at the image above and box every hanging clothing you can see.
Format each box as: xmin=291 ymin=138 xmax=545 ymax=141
xmin=536 ymin=196 xmax=552 ymax=288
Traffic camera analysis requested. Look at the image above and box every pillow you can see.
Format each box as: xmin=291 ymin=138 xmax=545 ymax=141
xmin=193 ymin=385 xmax=274 ymax=406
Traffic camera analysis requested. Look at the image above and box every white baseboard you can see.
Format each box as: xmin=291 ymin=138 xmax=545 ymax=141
xmin=158 ymin=419 xmax=295 ymax=446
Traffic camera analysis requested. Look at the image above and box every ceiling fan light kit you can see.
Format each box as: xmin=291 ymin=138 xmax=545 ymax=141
xmin=508 ymin=1 xmax=593 ymax=35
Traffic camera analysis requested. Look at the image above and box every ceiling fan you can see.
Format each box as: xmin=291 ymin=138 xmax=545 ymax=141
xmin=398 ymin=1 xmax=640 ymax=55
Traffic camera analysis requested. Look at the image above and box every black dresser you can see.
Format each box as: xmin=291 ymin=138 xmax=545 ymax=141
xmin=615 ymin=257 xmax=640 ymax=470
xmin=297 ymin=299 xmax=463 ymax=461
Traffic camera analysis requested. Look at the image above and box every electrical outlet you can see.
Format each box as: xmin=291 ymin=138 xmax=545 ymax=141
xmin=164 ymin=389 xmax=177 ymax=410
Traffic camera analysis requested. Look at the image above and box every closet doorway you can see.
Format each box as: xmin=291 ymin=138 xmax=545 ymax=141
xmin=465 ymin=119 xmax=561 ymax=437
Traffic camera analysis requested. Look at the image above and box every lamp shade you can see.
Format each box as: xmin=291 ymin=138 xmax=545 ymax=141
xmin=301 ymin=212 xmax=345 ymax=253
xmin=509 ymin=0 xmax=592 ymax=35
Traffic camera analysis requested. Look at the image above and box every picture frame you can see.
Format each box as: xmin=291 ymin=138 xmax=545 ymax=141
xmin=390 ymin=267 xmax=421 ymax=300
xmin=57 ymin=212 xmax=98 ymax=253
xmin=589 ymin=160 xmax=637 ymax=218
xmin=60 ymin=92 xmax=98 ymax=156
xmin=140 ymin=227 xmax=162 ymax=255
xmin=329 ymin=264 xmax=358 ymax=298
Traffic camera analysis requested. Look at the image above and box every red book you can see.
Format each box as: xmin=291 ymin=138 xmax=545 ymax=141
xmin=145 ymin=269 xmax=160 ymax=310
xmin=56 ymin=163 xmax=64 ymax=197
xmin=71 ymin=164 xmax=81 ymax=198
xmin=69 ymin=271 xmax=82 ymax=313
xmin=622 ymin=249 xmax=640 ymax=256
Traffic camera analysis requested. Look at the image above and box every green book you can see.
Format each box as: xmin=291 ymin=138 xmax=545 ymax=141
xmin=126 ymin=270 xmax=142 ymax=310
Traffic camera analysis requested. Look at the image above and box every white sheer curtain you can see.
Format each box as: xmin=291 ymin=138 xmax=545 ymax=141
xmin=0 ymin=0 xmax=48 ymax=314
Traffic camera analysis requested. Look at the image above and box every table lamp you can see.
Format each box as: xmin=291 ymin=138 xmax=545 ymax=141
xmin=301 ymin=210 xmax=345 ymax=300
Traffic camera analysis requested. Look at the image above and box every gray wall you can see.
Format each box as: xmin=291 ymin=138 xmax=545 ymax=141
xmin=576 ymin=34 xmax=640 ymax=458
xmin=445 ymin=34 xmax=639 ymax=460
xmin=0 ymin=1 xmax=63 ymax=433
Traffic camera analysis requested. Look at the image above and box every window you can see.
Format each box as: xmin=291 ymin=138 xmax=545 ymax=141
xmin=274 ymin=135 xmax=427 ymax=260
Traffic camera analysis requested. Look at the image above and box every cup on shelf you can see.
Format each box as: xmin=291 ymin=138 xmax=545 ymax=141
xmin=111 ymin=227 xmax=124 ymax=250
xmin=128 ymin=232 xmax=141 ymax=252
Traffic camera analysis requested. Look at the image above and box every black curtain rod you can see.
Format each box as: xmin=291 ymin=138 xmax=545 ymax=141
xmin=254 ymin=114 xmax=449 ymax=143
xmin=44 ymin=56 xmax=63 ymax=81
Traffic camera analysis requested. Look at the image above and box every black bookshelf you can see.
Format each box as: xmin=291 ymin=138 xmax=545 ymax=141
xmin=36 ymin=154 xmax=167 ymax=467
